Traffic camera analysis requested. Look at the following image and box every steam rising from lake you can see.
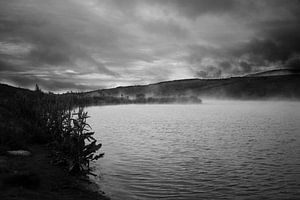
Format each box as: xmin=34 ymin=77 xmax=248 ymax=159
xmin=87 ymin=101 xmax=300 ymax=200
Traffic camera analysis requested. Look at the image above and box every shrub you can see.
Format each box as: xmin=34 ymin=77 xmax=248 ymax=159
xmin=65 ymin=108 xmax=104 ymax=175
xmin=2 ymin=87 xmax=104 ymax=175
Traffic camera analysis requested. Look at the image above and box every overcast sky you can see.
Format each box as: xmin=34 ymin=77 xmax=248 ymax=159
xmin=0 ymin=0 xmax=300 ymax=92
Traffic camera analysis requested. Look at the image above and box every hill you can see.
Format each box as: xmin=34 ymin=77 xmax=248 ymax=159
xmin=0 ymin=83 xmax=33 ymax=97
xmin=84 ymin=73 xmax=300 ymax=100
xmin=1 ymin=69 xmax=300 ymax=101
xmin=245 ymin=69 xmax=300 ymax=77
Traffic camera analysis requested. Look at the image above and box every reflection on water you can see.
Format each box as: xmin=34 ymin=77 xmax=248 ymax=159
xmin=87 ymin=101 xmax=300 ymax=200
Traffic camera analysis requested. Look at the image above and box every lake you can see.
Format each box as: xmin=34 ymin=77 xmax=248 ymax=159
xmin=87 ymin=101 xmax=300 ymax=200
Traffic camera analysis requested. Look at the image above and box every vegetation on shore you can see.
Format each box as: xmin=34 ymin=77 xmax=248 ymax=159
xmin=0 ymin=145 xmax=109 ymax=200
xmin=0 ymin=84 xmax=104 ymax=175
xmin=0 ymin=83 xmax=109 ymax=199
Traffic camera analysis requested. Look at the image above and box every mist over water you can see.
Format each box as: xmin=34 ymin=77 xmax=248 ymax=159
xmin=87 ymin=101 xmax=300 ymax=200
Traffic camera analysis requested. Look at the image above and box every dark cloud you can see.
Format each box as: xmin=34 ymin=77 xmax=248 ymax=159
xmin=196 ymin=71 xmax=208 ymax=78
xmin=0 ymin=59 xmax=14 ymax=72
xmin=140 ymin=19 xmax=188 ymax=39
xmin=230 ymin=39 xmax=287 ymax=63
xmin=187 ymin=16 xmax=300 ymax=77
xmin=239 ymin=61 xmax=252 ymax=74
xmin=196 ymin=65 xmax=222 ymax=78
xmin=0 ymin=0 xmax=118 ymax=76
xmin=233 ymin=21 xmax=300 ymax=65
xmin=187 ymin=0 xmax=300 ymax=78
xmin=219 ymin=61 xmax=232 ymax=72
xmin=285 ymin=56 xmax=300 ymax=69
xmin=28 ymin=44 xmax=72 ymax=66
xmin=1 ymin=0 xmax=300 ymax=91
xmin=158 ymin=0 xmax=237 ymax=19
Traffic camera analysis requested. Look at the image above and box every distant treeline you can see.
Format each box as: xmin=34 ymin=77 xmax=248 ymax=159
xmin=83 ymin=74 xmax=300 ymax=100
xmin=63 ymin=93 xmax=202 ymax=106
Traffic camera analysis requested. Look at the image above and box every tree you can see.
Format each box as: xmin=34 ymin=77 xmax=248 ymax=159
xmin=35 ymin=84 xmax=42 ymax=93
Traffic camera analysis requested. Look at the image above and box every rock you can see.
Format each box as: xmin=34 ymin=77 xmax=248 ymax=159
xmin=7 ymin=150 xmax=31 ymax=156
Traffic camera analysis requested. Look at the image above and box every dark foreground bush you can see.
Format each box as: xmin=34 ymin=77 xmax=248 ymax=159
xmin=54 ymin=108 xmax=104 ymax=175
xmin=1 ymin=85 xmax=104 ymax=176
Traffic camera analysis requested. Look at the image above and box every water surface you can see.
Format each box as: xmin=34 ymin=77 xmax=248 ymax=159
xmin=87 ymin=101 xmax=300 ymax=200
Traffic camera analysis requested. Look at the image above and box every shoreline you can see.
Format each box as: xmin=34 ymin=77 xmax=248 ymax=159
xmin=0 ymin=144 xmax=109 ymax=200
xmin=0 ymin=84 xmax=110 ymax=199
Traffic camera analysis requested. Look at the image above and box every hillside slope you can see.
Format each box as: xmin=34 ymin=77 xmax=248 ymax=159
xmin=85 ymin=74 xmax=300 ymax=100
xmin=246 ymin=69 xmax=300 ymax=77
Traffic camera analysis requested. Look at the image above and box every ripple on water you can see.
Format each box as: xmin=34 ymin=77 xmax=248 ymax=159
xmin=88 ymin=102 xmax=300 ymax=200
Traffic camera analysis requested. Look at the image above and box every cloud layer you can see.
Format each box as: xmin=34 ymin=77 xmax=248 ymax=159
xmin=0 ymin=0 xmax=300 ymax=92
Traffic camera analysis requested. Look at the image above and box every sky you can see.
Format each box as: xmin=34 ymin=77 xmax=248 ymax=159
xmin=0 ymin=0 xmax=300 ymax=92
